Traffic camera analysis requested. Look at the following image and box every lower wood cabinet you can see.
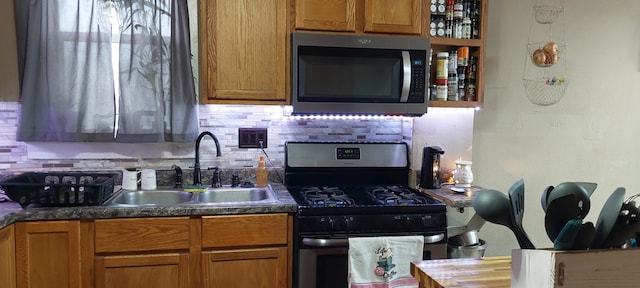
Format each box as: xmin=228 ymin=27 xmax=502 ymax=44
xmin=0 ymin=225 xmax=16 ymax=288
xmin=15 ymin=220 xmax=84 ymax=288
xmin=5 ymin=213 xmax=292 ymax=288
xmin=94 ymin=217 xmax=191 ymax=288
xmin=201 ymin=214 xmax=291 ymax=288
xmin=203 ymin=248 xmax=288 ymax=288
xmin=95 ymin=253 xmax=189 ymax=288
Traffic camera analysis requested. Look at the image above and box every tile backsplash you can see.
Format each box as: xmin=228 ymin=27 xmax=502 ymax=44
xmin=0 ymin=103 xmax=413 ymax=172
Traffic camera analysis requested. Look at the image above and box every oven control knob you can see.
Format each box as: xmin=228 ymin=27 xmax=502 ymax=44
xmin=394 ymin=215 xmax=412 ymax=226
xmin=343 ymin=216 xmax=355 ymax=230
xmin=320 ymin=217 xmax=335 ymax=230
xmin=421 ymin=215 xmax=436 ymax=227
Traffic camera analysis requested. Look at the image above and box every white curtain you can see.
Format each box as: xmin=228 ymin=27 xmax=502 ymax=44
xmin=15 ymin=0 xmax=199 ymax=142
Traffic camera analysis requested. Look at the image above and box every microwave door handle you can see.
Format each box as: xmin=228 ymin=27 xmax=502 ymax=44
xmin=400 ymin=51 xmax=411 ymax=102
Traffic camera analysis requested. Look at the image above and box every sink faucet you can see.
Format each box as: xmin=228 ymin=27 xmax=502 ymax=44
xmin=193 ymin=131 xmax=222 ymax=186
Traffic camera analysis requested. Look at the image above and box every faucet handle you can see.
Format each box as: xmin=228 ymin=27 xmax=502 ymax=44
xmin=172 ymin=164 xmax=183 ymax=188
xmin=231 ymin=174 xmax=240 ymax=187
xmin=208 ymin=166 xmax=221 ymax=188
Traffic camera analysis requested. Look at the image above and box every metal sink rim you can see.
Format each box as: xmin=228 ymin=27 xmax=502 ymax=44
xmin=103 ymin=185 xmax=278 ymax=207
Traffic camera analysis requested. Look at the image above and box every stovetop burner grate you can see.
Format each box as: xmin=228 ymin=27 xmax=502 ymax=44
xmin=301 ymin=187 xmax=356 ymax=207
xmin=290 ymin=185 xmax=443 ymax=210
xmin=369 ymin=185 xmax=430 ymax=206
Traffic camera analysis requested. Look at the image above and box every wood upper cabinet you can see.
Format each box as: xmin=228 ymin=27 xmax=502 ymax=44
xmin=295 ymin=0 xmax=422 ymax=35
xmin=94 ymin=217 xmax=191 ymax=288
xmin=0 ymin=225 xmax=16 ymax=288
xmin=363 ymin=0 xmax=421 ymax=34
xmin=201 ymin=214 xmax=291 ymax=288
xmin=295 ymin=0 xmax=356 ymax=32
xmin=199 ymin=0 xmax=289 ymax=104
xmin=15 ymin=221 xmax=83 ymax=288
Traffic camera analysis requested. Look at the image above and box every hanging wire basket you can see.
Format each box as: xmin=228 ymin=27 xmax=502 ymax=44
xmin=534 ymin=4 xmax=564 ymax=24
xmin=523 ymin=77 xmax=568 ymax=106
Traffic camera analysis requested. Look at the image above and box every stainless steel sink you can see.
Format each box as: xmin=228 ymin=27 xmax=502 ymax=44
xmin=193 ymin=186 xmax=277 ymax=204
xmin=103 ymin=185 xmax=278 ymax=207
xmin=105 ymin=189 xmax=193 ymax=207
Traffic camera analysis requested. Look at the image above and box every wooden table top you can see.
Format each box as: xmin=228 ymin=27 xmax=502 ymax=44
xmin=411 ymin=256 xmax=511 ymax=288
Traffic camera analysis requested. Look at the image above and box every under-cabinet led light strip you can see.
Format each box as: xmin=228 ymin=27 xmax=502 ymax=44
xmin=279 ymin=107 xmax=478 ymax=120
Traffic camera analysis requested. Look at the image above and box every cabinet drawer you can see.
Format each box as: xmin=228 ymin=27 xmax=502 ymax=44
xmin=95 ymin=217 xmax=190 ymax=253
xmin=202 ymin=214 xmax=288 ymax=248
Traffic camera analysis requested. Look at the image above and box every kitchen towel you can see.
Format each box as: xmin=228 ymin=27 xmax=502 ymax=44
xmin=348 ymin=235 xmax=424 ymax=288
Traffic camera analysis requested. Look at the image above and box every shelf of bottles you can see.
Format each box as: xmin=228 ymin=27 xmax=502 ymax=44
xmin=429 ymin=0 xmax=481 ymax=42
xmin=428 ymin=0 xmax=482 ymax=104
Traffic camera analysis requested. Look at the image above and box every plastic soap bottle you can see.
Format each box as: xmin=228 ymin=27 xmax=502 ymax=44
xmin=256 ymin=155 xmax=268 ymax=187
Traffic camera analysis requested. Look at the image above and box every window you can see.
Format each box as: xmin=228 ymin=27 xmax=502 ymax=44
xmin=15 ymin=0 xmax=198 ymax=142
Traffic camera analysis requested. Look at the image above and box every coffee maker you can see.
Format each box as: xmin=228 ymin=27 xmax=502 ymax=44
xmin=420 ymin=146 xmax=445 ymax=189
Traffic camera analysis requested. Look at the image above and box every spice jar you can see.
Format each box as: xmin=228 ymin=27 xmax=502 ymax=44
xmin=457 ymin=47 xmax=469 ymax=66
xmin=462 ymin=17 xmax=472 ymax=39
xmin=435 ymin=52 xmax=449 ymax=85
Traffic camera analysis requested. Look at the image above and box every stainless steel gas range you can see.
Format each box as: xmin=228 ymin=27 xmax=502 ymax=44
xmin=284 ymin=141 xmax=447 ymax=288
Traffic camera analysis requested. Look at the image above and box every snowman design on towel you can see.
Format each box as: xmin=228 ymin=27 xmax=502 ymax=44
xmin=374 ymin=246 xmax=397 ymax=279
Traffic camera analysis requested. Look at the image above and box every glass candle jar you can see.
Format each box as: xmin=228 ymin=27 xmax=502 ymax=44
xmin=453 ymin=160 xmax=473 ymax=187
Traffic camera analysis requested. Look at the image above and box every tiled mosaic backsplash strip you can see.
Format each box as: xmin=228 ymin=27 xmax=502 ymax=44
xmin=0 ymin=103 xmax=413 ymax=173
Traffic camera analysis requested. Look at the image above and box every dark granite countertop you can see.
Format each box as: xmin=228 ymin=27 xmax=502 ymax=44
xmin=0 ymin=183 xmax=297 ymax=229
xmin=420 ymin=184 xmax=485 ymax=208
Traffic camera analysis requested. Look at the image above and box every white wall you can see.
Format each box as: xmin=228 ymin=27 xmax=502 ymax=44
xmin=412 ymin=108 xmax=475 ymax=173
xmin=474 ymin=0 xmax=640 ymax=256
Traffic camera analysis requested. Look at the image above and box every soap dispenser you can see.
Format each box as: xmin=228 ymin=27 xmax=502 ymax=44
xmin=256 ymin=155 xmax=268 ymax=187
xmin=420 ymin=146 xmax=445 ymax=189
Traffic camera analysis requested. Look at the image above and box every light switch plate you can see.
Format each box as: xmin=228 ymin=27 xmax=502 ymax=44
xmin=238 ymin=128 xmax=267 ymax=148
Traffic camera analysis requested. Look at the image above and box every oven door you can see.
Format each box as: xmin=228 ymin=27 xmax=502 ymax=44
xmin=295 ymin=234 xmax=446 ymax=288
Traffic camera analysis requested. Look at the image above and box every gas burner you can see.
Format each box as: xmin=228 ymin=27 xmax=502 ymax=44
xmin=301 ymin=186 xmax=343 ymax=195
xmin=301 ymin=186 xmax=356 ymax=207
xmin=370 ymin=185 xmax=428 ymax=206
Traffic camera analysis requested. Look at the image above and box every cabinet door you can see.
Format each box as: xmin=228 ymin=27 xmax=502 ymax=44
xmin=295 ymin=0 xmax=356 ymax=31
xmin=364 ymin=0 xmax=421 ymax=34
xmin=0 ymin=225 xmax=16 ymax=288
xmin=201 ymin=214 xmax=288 ymax=248
xmin=203 ymin=248 xmax=287 ymax=288
xmin=15 ymin=221 xmax=82 ymax=288
xmin=94 ymin=217 xmax=190 ymax=253
xmin=200 ymin=0 xmax=288 ymax=104
xmin=95 ymin=253 xmax=189 ymax=288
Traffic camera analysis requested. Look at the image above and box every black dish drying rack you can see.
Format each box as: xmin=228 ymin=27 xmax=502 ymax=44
xmin=0 ymin=172 xmax=117 ymax=208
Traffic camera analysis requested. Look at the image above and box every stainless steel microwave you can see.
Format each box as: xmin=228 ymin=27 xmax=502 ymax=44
xmin=291 ymin=32 xmax=430 ymax=116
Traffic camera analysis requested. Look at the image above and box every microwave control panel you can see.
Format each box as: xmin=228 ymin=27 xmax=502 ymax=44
xmin=408 ymin=51 xmax=427 ymax=103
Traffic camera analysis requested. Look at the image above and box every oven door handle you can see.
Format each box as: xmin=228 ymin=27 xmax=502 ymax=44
xmin=302 ymin=233 xmax=445 ymax=247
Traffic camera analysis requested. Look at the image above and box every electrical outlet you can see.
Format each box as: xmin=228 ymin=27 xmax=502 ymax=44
xmin=238 ymin=128 xmax=268 ymax=148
